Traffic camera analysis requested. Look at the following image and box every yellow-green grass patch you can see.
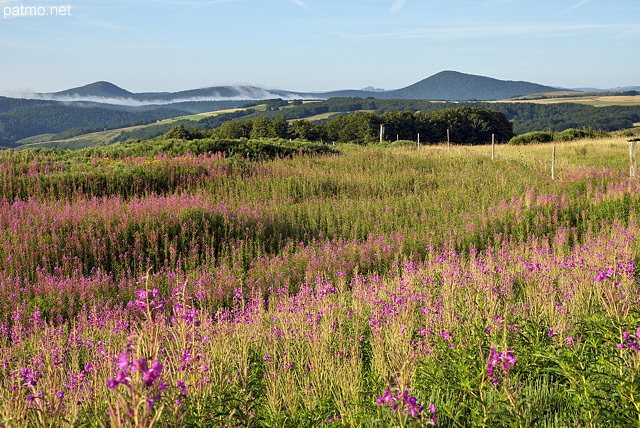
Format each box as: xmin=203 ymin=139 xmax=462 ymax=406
xmin=496 ymin=95 xmax=640 ymax=107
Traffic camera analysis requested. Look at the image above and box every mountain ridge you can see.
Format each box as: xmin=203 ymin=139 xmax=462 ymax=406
xmin=40 ymin=71 xmax=587 ymax=104
xmin=43 ymin=83 xmax=308 ymax=104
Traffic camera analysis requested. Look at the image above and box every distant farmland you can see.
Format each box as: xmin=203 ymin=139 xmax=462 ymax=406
xmin=500 ymin=91 xmax=640 ymax=107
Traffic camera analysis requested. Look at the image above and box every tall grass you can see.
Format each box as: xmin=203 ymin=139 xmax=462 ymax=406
xmin=1 ymin=136 xmax=640 ymax=426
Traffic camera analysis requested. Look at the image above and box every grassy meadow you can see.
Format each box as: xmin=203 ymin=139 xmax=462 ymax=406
xmin=2 ymin=136 xmax=640 ymax=426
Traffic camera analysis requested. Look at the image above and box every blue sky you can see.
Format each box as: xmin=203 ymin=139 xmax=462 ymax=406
xmin=1 ymin=0 xmax=639 ymax=94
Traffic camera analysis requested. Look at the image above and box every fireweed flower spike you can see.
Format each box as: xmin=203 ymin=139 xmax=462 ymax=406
xmin=595 ymin=266 xmax=615 ymax=282
xmin=618 ymin=330 xmax=640 ymax=350
xmin=142 ymin=359 xmax=163 ymax=387
xmin=177 ymin=380 xmax=188 ymax=398
xmin=376 ymin=387 xmax=434 ymax=424
xmin=107 ymin=355 xmax=162 ymax=389
xmin=487 ymin=347 xmax=518 ymax=385
xmin=429 ymin=403 xmax=437 ymax=425
xmin=117 ymin=353 xmax=129 ymax=370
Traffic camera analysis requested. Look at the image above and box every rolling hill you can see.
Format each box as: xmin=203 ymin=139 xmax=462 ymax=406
xmin=40 ymin=71 xmax=565 ymax=104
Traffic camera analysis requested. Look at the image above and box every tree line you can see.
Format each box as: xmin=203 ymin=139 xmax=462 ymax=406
xmin=221 ymin=98 xmax=640 ymax=135
xmin=164 ymin=107 xmax=514 ymax=145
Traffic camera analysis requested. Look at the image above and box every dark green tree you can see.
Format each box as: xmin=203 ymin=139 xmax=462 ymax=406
xmin=290 ymin=119 xmax=327 ymax=142
xmin=250 ymin=117 xmax=270 ymax=139
xmin=380 ymin=110 xmax=417 ymax=141
xmin=268 ymin=116 xmax=290 ymax=139
xmin=428 ymin=107 xmax=513 ymax=144
xmin=325 ymin=112 xmax=381 ymax=144
xmin=165 ymin=124 xmax=193 ymax=140
xmin=215 ymin=120 xmax=252 ymax=139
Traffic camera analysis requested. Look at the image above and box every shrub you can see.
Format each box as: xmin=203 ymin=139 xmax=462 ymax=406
xmin=509 ymin=128 xmax=610 ymax=145
xmin=619 ymin=129 xmax=637 ymax=137
xmin=554 ymin=128 xmax=609 ymax=141
xmin=100 ymin=137 xmax=338 ymax=159
xmin=508 ymin=132 xmax=553 ymax=145
xmin=553 ymin=128 xmax=588 ymax=142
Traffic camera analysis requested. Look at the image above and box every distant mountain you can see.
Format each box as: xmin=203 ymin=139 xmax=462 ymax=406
xmin=313 ymin=72 xmax=564 ymax=100
xmin=361 ymin=86 xmax=386 ymax=93
xmin=378 ymin=71 xmax=562 ymax=101
xmin=44 ymin=83 xmax=308 ymax=104
xmin=53 ymin=81 xmax=134 ymax=99
xmin=43 ymin=71 xmax=634 ymax=105
xmin=606 ymin=86 xmax=640 ymax=92
xmin=573 ymin=86 xmax=640 ymax=93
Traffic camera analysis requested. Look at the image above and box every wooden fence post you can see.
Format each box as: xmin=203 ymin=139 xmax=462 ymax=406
xmin=491 ymin=134 xmax=495 ymax=161
xmin=630 ymin=140 xmax=638 ymax=178
xmin=551 ymin=144 xmax=556 ymax=181
xmin=447 ymin=129 xmax=450 ymax=151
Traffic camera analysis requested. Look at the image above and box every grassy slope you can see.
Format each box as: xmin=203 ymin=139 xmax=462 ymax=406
xmin=14 ymin=102 xmax=322 ymax=149
xmin=14 ymin=105 xmax=269 ymax=149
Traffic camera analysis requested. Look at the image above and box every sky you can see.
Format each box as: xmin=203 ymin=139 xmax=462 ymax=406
xmin=1 ymin=0 xmax=639 ymax=95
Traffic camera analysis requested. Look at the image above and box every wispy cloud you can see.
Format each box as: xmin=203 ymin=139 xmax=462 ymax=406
xmin=568 ymin=0 xmax=592 ymax=11
xmin=16 ymin=86 xmax=315 ymax=105
xmin=333 ymin=23 xmax=616 ymax=40
xmin=130 ymin=0 xmax=242 ymax=10
xmin=390 ymin=0 xmax=405 ymax=13
xmin=156 ymin=0 xmax=243 ymax=14
xmin=80 ymin=20 xmax=129 ymax=31
xmin=141 ymin=0 xmax=240 ymax=4
xmin=291 ymin=0 xmax=307 ymax=8
xmin=615 ymin=24 xmax=640 ymax=39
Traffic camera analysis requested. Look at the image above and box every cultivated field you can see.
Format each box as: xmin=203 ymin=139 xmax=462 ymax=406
xmin=1 ymin=136 xmax=640 ymax=426
xmin=501 ymin=92 xmax=640 ymax=107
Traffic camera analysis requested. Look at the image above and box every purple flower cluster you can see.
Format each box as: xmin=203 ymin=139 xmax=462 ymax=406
xmin=172 ymin=304 xmax=200 ymax=326
xmin=107 ymin=354 xmax=163 ymax=389
xmin=486 ymin=347 xmax=518 ymax=385
xmin=322 ymin=415 xmax=342 ymax=424
xmin=176 ymin=380 xmax=188 ymax=398
xmin=618 ymin=328 xmax=640 ymax=350
xmin=376 ymin=387 xmax=436 ymax=423
xmin=19 ymin=367 xmax=41 ymax=388
xmin=129 ymin=288 xmax=165 ymax=313
xmin=595 ymin=266 xmax=615 ymax=282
